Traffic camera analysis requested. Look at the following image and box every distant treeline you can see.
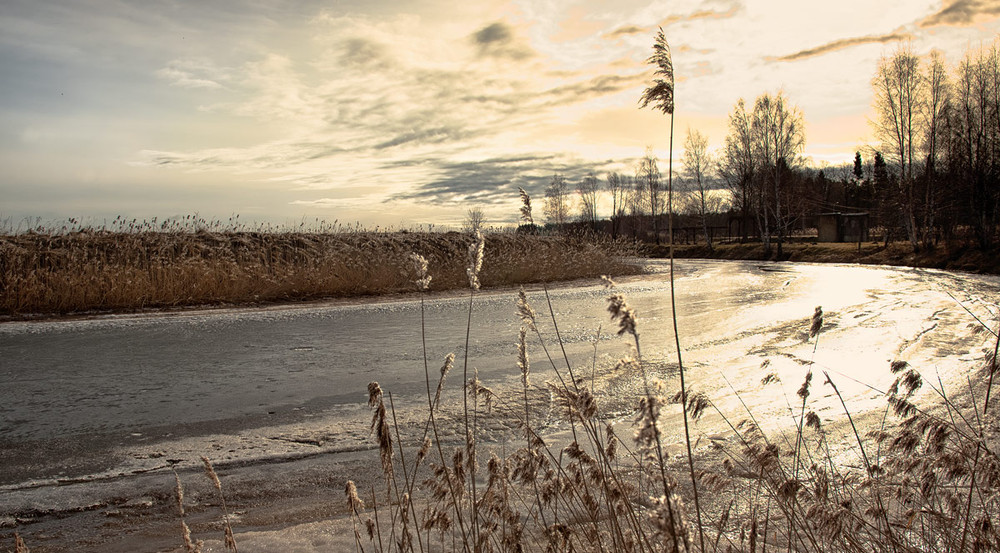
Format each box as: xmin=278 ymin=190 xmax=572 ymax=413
xmin=521 ymin=38 xmax=1000 ymax=255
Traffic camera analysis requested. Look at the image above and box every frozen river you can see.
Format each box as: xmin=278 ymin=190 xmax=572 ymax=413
xmin=1 ymin=259 xmax=998 ymax=551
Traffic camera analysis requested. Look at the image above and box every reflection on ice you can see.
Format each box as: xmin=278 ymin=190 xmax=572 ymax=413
xmin=1 ymin=259 xmax=998 ymax=534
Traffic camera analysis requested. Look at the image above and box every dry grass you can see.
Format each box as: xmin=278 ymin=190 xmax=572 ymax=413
xmin=0 ymin=221 xmax=640 ymax=317
xmin=7 ymin=235 xmax=998 ymax=553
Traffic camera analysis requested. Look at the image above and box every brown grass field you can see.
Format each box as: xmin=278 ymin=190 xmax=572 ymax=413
xmin=0 ymin=227 xmax=641 ymax=318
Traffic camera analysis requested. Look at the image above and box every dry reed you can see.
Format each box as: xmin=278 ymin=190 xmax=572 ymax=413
xmin=0 ymin=221 xmax=640 ymax=317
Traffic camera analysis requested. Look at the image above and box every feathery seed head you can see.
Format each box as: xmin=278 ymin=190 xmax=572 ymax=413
xmin=516 ymin=287 xmax=536 ymax=329
xmin=408 ymin=252 xmax=432 ymax=291
xmin=518 ymin=188 xmax=534 ymax=226
xmin=200 ymin=456 xmax=222 ymax=492
xmin=805 ymin=411 xmax=822 ymax=431
xmin=760 ymin=372 xmax=780 ymax=385
xmin=440 ymin=353 xmax=455 ymax=377
xmin=639 ymin=28 xmax=675 ymax=115
xmin=809 ymin=306 xmax=823 ymax=339
xmin=686 ymin=391 xmax=710 ymax=421
xmin=174 ymin=472 xmax=186 ymax=516
xmin=466 ymin=230 xmax=485 ymax=290
xmin=367 ymin=381 xmax=383 ymax=407
xmin=14 ymin=533 xmax=29 ymax=553
xmin=345 ymin=480 xmax=365 ymax=512
xmin=606 ymin=292 xmax=638 ymax=336
xmin=417 ymin=437 xmax=431 ymax=464
xmin=517 ymin=327 xmax=530 ymax=386
xmin=797 ymin=370 xmax=813 ymax=401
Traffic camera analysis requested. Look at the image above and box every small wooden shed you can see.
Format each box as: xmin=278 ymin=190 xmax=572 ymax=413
xmin=818 ymin=212 xmax=869 ymax=243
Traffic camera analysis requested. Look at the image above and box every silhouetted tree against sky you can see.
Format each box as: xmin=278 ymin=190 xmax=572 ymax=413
xmin=605 ymin=172 xmax=629 ymax=238
xmin=921 ymin=50 xmax=950 ymax=248
xmin=543 ymin=173 xmax=571 ymax=227
xmin=577 ymin=172 xmax=600 ymax=228
xmin=720 ymin=99 xmax=756 ymax=242
xmin=873 ymin=45 xmax=923 ymax=251
xmin=951 ymin=42 xmax=1000 ymax=248
xmin=751 ymin=91 xmax=805 ymax=257
xmin=463 ymin=206 xmax=485 ymax=233
xmin=682 ymin=127 xmax=714 ymax=251
xmin=636 ymin=147 xmax=663 ymax=237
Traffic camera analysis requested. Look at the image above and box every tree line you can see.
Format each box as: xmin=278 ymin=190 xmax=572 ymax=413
xmin=512 ymin=37 xmax=1000 ymax=255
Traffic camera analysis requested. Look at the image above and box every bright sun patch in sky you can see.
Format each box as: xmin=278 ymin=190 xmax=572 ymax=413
xmin=1 ymin=0 xmax=998 ymax=228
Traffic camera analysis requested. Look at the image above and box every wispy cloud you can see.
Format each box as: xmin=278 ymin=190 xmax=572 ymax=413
xmin=471 ymin=21 xmax=535 ymax=60
xmin=920 ymin=0 xmax=1000 ymax=27
xmin=155 ymin=60 xmax=227 ymax=89
xmin=603 ymin=0 xmax=741 ymax=39
xmin=771 ymin=32 xmax=912 ymax=62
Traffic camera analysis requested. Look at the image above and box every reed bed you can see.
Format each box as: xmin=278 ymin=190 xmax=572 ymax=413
xmin=328 ymin=274 xmax=999 ymax=553
xmin=6 ymin=236 xmax=998 ymax=553
xmin=101 ymin=244 xmax=1000 ymax=552
xmin=0 ymin=222 xmax=640 ymax=317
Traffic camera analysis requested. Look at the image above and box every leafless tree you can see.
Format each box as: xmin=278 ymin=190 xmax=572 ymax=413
xmin=463 ymin=206 xmax=486 ymax=233
xmin=606 ymin=172 xmax=629 ymax=238
xmin=577 ymin=173 xmax=600 ymax=228
xmin=636 ymin=148 xmax=663 ymax=242
xmin=682 ymin=128 xmax=714 ymax=250
xmin=950 ymin=42 xmax=1000 ymax=247
xmin=720 ymin=99 xmax=756 ymax=242
xmin=751 ymin=91 xmax=805 ymax=256
xmin=873 ymin=45 xmax=924 ymax=251
xmin=543 ymin=174 xmax=572 ymax=227
xmin=921 ymin=50 xmax=950 ymax=248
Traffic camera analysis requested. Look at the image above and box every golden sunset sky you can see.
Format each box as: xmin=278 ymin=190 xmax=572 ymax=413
xmin=2 ymin=0 xmax=999 ymax=227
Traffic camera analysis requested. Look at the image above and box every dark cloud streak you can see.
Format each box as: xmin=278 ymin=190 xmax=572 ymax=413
xmin=772 ymin=32 xmax=911 ymax=62
xmin=920 ymin=0 xmax=1000 ymax=27
xmin=604 ymin=1 xmax=740 ymax=40
xmin=471 ymin=21 xmax=535 ymax=59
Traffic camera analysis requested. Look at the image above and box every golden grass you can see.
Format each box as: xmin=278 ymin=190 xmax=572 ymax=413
xmin=0 ymin=227 xmax=640 ymax=317
xmin=7 ymin=230 xmax=997 ymax=552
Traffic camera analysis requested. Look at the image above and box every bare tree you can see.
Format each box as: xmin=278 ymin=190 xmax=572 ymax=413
xmin=873 ymin=45 xmax=924 ymax=251
xmin=720 ymin=99 xmax=756 ymax=242
xmin=636 ymin=148 xmax=663 ymax=242
xmin=606 ymin=172 xmax=629 ymax=238
xmin=752 ymin=91 xmax=805 ymax=256
xmin=921 ymin=50 xmax=950 ymax=248
xmin=626 ymin=175 xmax=644 ymax=240
xmin=682 ymin=128 xmax=714 ymax=250
xmin=951 ymin=42 xmax=1000 ymax=248
xmin=577 ymin=173 xmax=600 ymax=228
xmin=463 ymin=206 xmax=486 ymax=233
xmin=543 ymin=174 xmax=572 ymax=227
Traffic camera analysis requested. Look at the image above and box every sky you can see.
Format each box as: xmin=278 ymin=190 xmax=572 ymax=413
xmin=2 ymin=0 xmax=999 ymax=229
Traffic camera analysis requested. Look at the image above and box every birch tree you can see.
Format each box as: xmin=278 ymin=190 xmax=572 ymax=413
xmin=682 ymin=128 xmax=714 ymax=250
xmin=873 ymin=45 xmax=924 ymax=250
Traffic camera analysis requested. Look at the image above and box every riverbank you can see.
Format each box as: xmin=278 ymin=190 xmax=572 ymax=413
xmin=0 ymin=230 xmax=640 ymax=319
xmin=654 ymin=240 xmax=1000 ymax=274
xmin=3 ymin=260 xmax=997 ymax=552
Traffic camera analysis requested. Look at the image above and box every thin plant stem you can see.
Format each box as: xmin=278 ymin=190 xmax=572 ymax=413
xmin=460 ymin=287 xmax=480 ymax=549
xmin=667 ymin=108 xmax=706 ymax=553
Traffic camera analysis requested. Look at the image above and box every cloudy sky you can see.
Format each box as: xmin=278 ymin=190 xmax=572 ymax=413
xmin=2 ymin=0 xmax=998 ymax=228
